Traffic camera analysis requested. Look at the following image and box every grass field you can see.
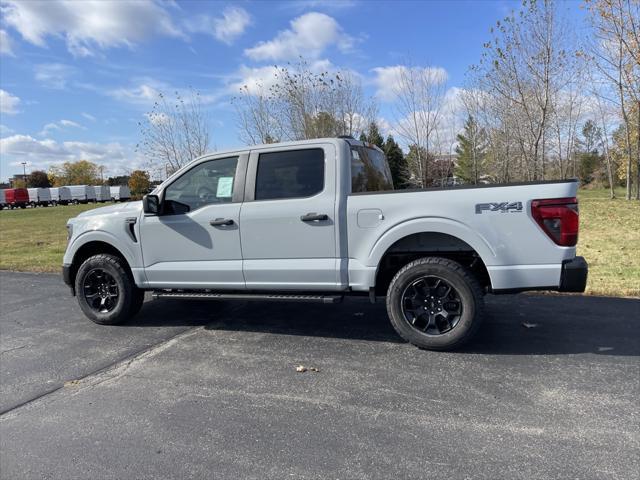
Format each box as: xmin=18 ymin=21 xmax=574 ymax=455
xmin=1 ymin=191 xmax=638 ymax=297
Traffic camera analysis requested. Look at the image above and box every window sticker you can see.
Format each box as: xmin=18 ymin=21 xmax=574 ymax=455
xmin=216 ymin=177 xmax=233 ymax=197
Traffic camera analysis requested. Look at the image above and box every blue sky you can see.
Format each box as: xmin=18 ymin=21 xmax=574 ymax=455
xmin=0 ymin=0 xmax=586 ymax=181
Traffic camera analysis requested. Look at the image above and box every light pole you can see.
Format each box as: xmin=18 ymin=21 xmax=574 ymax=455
xmin=21 ymin=162 xmax=27 ymax=183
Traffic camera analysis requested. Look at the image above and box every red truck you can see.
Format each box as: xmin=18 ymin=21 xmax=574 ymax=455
xmin=3 ymin=188 xmax=29 ymax=209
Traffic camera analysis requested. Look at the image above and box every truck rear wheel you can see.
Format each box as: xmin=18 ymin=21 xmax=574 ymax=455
xmin=386 ymin=257 xmax=484 ymax=351
xmin=75 ymin=254 xmax=142 ymax=325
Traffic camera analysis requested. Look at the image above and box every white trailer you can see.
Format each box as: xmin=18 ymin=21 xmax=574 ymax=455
xmin=93 ymin=185 xmax=110 ymax=202
xmin=68 ymin=185 xmax=96 ymax=204
xmin=27 ymin=188 xmax=52 ymax=207
xmin=109 ymin=185 xmax=131 ymax=202
xmin=49 ymin=187 xmax=72 ymax=206
xmin=0 ymin=189 xmax=6 ymax=210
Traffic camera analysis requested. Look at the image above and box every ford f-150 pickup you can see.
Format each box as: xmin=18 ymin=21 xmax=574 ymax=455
xmin=63 ymin=137 xmax=588 ymax=350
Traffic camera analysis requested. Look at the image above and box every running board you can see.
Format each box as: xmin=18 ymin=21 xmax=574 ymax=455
xmin=152 ymin=291 xmax=343 ymax=304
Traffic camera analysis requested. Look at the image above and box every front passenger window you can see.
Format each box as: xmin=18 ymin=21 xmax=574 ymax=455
xmin=164 ymin=156 xmax=238 ymax=214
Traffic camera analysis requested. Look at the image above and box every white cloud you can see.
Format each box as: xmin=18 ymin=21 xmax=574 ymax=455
xmin=371 ymin=65 xmax=448 ymax=102
xmin=244 ymin=12 xmax=354 ymax=61
xmin=109 ymin=78 xmax=219 ymax=106
xmin=214 ymin=6 xmax=251 ymax=44
xmin=39 ymin=119 xmax=85 ymax=137
xmin=1 ymin=0 xmax=184 ymax=57
xmin=0 ymin=134 xmax=140 ymax=173
xmin=82 ymin=112 xmax=97 ymax=122
xmin=34 ymin=63 xmax=77 ymax=89
xmin=0 ymin=89 xmax=21 ymax=114
xmin=0 ymin=29 xmax=14 ymax=56
xmin=1 ymin=124 xmax=15 ymax=136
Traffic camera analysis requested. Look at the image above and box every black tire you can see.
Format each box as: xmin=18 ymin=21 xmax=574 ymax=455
xmin=386 ymin=257 xmax=484 ymax=351
xmin=75 ymin=254 xmax=140 ymax=325
xmin=72 ymin=199 xmax=79 ymax=205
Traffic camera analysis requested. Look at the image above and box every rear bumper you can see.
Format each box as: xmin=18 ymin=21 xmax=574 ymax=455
xmin=558 ymin=256 xmax=588 ymax=292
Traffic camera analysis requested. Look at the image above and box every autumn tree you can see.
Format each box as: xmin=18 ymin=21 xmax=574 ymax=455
xmin=48 ymin=160 xmax=100 ymax=186
xmin=129 ymin=170 xmax=151 ymax=197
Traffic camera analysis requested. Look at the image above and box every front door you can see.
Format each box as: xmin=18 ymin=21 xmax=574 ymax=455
xmin=240 ymin=143 xmax=341 ymax=290
xmin=140 ymin=154 xmax=248 ymax=289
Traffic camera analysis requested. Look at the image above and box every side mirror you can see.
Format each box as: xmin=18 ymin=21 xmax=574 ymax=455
xmin=143 ymin=194 xmax=161 ymax=215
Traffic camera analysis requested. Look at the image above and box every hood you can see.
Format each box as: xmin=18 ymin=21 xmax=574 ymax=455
xmin=76 ymin=200 xmax=142 ymax=218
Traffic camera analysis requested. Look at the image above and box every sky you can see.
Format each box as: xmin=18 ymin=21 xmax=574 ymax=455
xmin=0 ymin=0 xmax=588 ymax=181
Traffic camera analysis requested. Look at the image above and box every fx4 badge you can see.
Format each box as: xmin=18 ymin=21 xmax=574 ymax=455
xmin=475 ymin=202 xmax=523 ymax=214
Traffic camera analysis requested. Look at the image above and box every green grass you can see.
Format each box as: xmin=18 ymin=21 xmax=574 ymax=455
xmin=1 ymin=190 xmax=638 ymax=297
xmin=576 ymin=188 xmax=640 ymax=297
xmin=0 ymin=203 xmax=99 ymax=272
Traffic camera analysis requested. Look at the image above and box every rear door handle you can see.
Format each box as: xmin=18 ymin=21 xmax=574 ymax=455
xmin=300 ymin=213 xmax=328 ymax=222
xmin=209 ymin=218 xmax=234 ymax=226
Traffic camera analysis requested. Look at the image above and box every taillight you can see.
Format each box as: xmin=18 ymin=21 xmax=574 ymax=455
xmin=531 ymin=197 xmax=579 ymax=247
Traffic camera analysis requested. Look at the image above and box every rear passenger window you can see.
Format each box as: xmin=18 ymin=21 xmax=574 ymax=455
xmin=255 ymin=149 xmax=324 ymax=200
xmin=351 ymin=147 xmax=394 ymax=193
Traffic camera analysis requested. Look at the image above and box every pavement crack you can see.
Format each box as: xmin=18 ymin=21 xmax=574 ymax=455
xmin=0 ymin=326 xmax=202 ymax=418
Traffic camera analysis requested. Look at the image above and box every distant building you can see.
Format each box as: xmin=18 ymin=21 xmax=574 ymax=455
xmin=9 ymin=174 xmax=28 ymax=187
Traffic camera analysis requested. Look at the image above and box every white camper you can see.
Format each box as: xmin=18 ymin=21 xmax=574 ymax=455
xmin=109 ymin=185 xmax=131 ymax=202
xmin=93 ymin=185 xmax=110 ymax=202
xmin=68 ymin=185 xmax=96 ymax=204
xmin=49 ymin=187 xmax=72 ymax=206
xmin=27 ymin=188 xmax=52 ymax=207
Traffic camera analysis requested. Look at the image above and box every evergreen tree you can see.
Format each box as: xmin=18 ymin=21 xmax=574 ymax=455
xmin=360 ymin=122 xmax=384 ymax=148
xmin=383 ymin=135 xmax=408 ymax=189
xmin=455 ymin=115 xmax=487 ymax=184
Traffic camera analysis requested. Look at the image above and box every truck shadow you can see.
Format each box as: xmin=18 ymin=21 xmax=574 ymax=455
xmin=131 ymin=294 xmax=640 ymax=357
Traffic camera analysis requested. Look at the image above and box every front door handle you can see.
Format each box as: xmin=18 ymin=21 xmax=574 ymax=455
xmin=300 ymin=213 xmax=328 ymax=222
xmin=209 ymin=218 xmax=234 ymax=226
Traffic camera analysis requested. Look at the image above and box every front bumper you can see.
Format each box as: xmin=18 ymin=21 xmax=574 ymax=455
xmin=558 ymin=256 xmax=588 ymax=292
xmin=62 ymin=264 xmax=75 ymax=295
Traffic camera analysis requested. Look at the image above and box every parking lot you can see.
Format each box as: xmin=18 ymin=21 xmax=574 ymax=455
xmin=1 ymin=271 xmax=638 ymax=479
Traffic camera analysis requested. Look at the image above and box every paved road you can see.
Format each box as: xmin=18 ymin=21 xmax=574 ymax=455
xmin=1 ymin=271 xmax=638 ymax=479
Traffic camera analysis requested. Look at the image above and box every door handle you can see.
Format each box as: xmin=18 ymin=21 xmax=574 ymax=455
xmin=300 ymin=213 xmax=328 ymax=222
xmin=209 ymin=218 xmax=234 ymax=226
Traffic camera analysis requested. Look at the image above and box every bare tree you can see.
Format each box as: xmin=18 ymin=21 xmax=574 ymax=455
xmin=587 ymin=0 xmax=640 ymax=199
xmin=233 ymin=59 xmax=375 ymax=144
xmin=392 ymin=63 xmax=447 ymax=187
xmin=472 ymin=0 xmax=579 ymax=181
xmin=138 ymin=89 xmax=211 ymax=173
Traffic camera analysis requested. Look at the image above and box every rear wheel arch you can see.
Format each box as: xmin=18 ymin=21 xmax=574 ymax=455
xmin=374 ymin=231 xmax=491 ymax=296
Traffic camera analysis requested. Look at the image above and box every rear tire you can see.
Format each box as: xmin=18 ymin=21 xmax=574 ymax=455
xmin=75 ymin=254 xmax=139 ymax=325
xmin=386 ymin=257 xmax=484 ymax=351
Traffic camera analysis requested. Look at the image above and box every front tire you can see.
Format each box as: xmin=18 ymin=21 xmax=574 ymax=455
xmin=386 ymin=257 xmax=484 ymax=351
xmin=75 ymin=254 xmax=140 ymax=325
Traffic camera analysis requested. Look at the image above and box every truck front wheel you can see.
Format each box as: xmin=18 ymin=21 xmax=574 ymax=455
xmin=386 ymin=257 xmax=484 ymax=351
xmin=75 ymin=254 xmax=144 ymax=325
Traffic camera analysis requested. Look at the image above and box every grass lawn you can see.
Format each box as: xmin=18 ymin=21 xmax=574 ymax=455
xmin=1 ymin=190 xmax=638 ymax=297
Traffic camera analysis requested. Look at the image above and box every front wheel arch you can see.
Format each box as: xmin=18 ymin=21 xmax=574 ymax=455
xmin=70 ymin=241 xmax=134 ymax=292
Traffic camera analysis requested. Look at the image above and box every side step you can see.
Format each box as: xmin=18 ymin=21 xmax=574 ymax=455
xmin=152 ymin=291 xmax=343 ymax=304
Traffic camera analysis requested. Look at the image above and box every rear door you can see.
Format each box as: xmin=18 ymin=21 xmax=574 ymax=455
xmin=240 ymin=143 xmax=341 ymax=290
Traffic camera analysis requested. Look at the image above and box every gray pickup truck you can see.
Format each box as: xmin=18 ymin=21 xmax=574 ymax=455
xmin=63 ymin=137 xmax=587 ymax=350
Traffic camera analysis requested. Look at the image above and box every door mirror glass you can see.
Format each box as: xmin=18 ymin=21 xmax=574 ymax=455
xmin=143 ymin=194 xmax=161 ymax=215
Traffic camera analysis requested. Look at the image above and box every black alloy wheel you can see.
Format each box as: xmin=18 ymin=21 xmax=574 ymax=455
xmin=82 ymin=268 xmax=119 ymax=313
xmin=401 ymin=276 xmax=463 ymax=335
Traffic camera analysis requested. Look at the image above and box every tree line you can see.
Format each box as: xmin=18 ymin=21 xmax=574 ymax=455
xmin=133 ymin=0 xmax=638 ymax=200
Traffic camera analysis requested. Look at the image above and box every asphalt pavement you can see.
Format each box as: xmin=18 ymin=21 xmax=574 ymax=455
xmin=1 ymin=271 xmax=638 ymax=479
